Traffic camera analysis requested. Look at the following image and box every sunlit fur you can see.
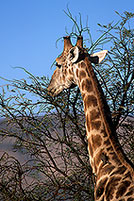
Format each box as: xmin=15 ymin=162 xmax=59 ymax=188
xmin=48 ymin=36 xmax=134 ymax=200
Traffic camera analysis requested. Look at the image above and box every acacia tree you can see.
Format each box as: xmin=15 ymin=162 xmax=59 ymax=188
xmin=0 ymin=11 xmax=134 ymax=201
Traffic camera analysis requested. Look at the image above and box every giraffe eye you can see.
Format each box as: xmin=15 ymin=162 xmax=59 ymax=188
xmin=56 ymin=62 xmax=61 ymax=68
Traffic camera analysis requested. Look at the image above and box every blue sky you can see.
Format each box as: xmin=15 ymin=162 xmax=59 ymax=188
xmin=0 ymin=0 xmax=134 ymax=85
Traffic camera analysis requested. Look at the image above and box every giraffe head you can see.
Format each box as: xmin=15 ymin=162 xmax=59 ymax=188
xmin=48 ymin=36 xmax=107 ymax=96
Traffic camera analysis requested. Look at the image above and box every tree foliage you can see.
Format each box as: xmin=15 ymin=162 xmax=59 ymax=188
xmin=0 ymin=11 xmax=134 ymax=200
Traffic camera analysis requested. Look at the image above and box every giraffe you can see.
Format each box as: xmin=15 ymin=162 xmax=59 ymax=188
xmin=47 ymin=36 xmax=134 ymax=201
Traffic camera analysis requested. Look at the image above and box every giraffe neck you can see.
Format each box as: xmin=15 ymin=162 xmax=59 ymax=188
xmin=76 ymin=57 xmax=134 ymax=177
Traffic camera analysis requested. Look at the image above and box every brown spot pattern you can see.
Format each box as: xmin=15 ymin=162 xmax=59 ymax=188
xmin=90 ymin=109 xmax=101 ymax=121
xmin=116 ymin=180 xmax=131 ymax=199
xmin=69 ymin=68 xmax=72 ymax=75
xmin=85 ymin=79 xmax=93 ymax=93
xmin=110 ymin=166 xmax=127 ymax=176
xmin=81 ymin=79 xmax=93 ymax=93
xmin=81 ymin=62 xmax=86 ymax=68
xmin=76 ymin=69 xmax=78 ymax=77
xmin=91 ymin=121 xmax=101 ymax=130
xmin=125 ymin=187 xmax=134 ymax=196
xmin=92 ymin=135 xmax=102 ymax=150
xmin=106 ymin=177 xmax=121 ymax=201
xmin=79 ymin=70 xmax=86 ymax=82
xmin=64 ymin=68 xmax=67 ymax=74
xmin=63 ymin=74 xmax=65 ymax=82
xmin=98 ymin=164 xmax=115 ymax=180
xmin=84 ymin=95 xmax=97 ymax=110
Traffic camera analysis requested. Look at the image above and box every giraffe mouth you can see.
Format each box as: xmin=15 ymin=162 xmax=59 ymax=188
xmin=47 ymin=84 xmax=63 ymax=97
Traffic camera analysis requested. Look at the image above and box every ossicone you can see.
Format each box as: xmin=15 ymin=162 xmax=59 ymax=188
xmin=76 ymin=36 xmax=83 ymax=48
xmin=63 ymin=36 xmax=73 ymax=52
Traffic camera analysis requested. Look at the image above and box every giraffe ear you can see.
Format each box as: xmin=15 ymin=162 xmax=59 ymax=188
xmin=90 ymin=50 xmax=108 ymax=64
xmin=68 ymin=46 xmax=79 ymax=63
